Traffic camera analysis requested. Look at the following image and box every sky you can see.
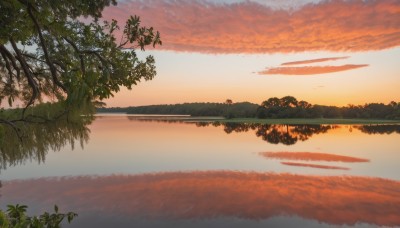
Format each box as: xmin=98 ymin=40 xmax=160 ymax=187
xmin=101 ymin=0 xmax=400 ymax=107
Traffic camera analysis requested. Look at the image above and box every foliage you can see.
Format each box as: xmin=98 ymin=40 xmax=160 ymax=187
xmin=0 ymin=0 xmax=161 ymax=115
xmin=0 ymin=204 xmax=77 ymax=228
xmin=257 ymin=96 xmax=400 ymax=120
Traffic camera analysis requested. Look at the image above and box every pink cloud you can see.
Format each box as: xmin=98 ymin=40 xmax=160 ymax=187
xmin=259 ymin=64 xmax=369 ymax=75
xmin=281 ymin=57 xmax=349 ymax=65
xmin=102 ymin=0 xmax=400 ymax=53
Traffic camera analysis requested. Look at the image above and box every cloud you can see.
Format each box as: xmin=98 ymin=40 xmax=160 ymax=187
xmin=260 ymin=152 xmax=369 ymax=163
xmin=281 ymin=57 xmax=349 ymax=66
xmin=102 ymin=0 xmax=400 ymax=53
xmin=3 ymin=172 xmax=400 ymax=226
xmin=258 ymin=64 xmax=369 ymax=75
xmin=281 ymin=161 xmax=350 ymax=170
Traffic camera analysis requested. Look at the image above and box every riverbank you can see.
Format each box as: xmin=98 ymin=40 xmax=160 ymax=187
xmin=117 ymin=114 xmax=400 ymax=125
xmin=202 ymin=118 xmax=400 ymax=125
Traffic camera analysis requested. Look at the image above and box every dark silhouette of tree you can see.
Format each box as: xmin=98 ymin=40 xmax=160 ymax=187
xmin=225 ymin=99 xmax=233 ymax=105
xmin=100 ymin=97 xmax=400 ymax=120
xmin=280 ymin=96 xmax=298 ymax=108
xmin=257 ymin=96 xmax=400 ymax=119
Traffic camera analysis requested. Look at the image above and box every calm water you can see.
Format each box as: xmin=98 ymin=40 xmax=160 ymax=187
xmin=1 ymin=114 xmax=400 ymax=227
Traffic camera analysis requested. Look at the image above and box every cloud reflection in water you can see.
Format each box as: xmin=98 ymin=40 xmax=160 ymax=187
xmin=2 ymin=171 xmax=400 ymax=226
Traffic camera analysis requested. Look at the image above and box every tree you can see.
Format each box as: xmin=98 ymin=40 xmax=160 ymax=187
xmin=0 ymin=0 xmax=161 ymax=120
xmin=225 ymin=99 xmax=233 ymax=105
xmin=279 ymin=96 xmax=298 ymax=108
xmin=261 ymin=97 xmax=280 ymax=108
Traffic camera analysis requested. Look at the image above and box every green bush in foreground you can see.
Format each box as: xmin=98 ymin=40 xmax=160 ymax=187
xmin=0 ymin=204 xmax=77 ymax=228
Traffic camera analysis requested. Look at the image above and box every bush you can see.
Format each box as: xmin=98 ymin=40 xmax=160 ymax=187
xmin=0 ymin=204 xmax=77 ymax=228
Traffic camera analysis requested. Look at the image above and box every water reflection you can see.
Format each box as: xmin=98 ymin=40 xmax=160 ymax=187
xmin=127 ymin=117 xmax=400 ymax=145
xmin=0 ymin=115 xmax=93 ymax=170
xmin=355 ymin=124 xmax=400 ymax=134
xmin=2 ymin=171 xmax=400 ymax=227
xmin=259 ymin=152 xmax=370 ymax=163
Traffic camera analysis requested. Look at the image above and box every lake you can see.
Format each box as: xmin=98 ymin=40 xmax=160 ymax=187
xmin=1 ymin=114 xmax=400 ymax=227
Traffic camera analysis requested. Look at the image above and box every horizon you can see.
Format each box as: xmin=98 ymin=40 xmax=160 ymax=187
xmin=102 ymin=97 xmax=400 ymax=109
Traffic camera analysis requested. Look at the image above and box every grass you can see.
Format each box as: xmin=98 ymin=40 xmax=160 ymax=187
xmin=186 ymin=117 xmax=400 ymax=125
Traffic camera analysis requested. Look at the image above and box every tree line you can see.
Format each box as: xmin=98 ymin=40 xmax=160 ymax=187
xmin=98 ymin=101 xmax=259 ymax=118
xmin=98 ymin=96 xmax=400 ymax=120
xmin=256 ymin=96 xmax=400 ymax=119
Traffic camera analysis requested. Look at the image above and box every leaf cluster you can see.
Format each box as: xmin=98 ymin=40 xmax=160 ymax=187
xmin=0 ymin=0 xmax=161 ymax=115
xmin=0 ymin=204 xmax=77 ymax=228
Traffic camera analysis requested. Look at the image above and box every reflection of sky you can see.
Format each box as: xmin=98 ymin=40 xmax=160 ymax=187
xmin=2 ymin=171 xmax=400 ymax=227
xmin=1 ymin=116 xmax=399 ymax=227
xmin=2 ymin=116 xmax=399 ymax=180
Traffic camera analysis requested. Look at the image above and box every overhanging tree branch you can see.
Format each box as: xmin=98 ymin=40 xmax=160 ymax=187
xmin=62 ymin=37 xmax=86 ymax=76
xmin=27 ymin=3 xmax=67 ymax=93
xmin=10 ymin=38 xmax=39 ymax=111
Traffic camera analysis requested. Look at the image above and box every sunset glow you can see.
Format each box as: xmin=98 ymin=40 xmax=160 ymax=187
xmin=98 ymin=0 xmax=400 ymax=107
xmin=104 ymin=0 xmax=400 ymax=53
xmin=281 ymin=57 xmax=350 ymax=66
xmin=258 ymin=64 xmax=369 ymax=75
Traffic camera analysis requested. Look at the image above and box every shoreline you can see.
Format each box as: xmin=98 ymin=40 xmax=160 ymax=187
xmin=96 ymin=114 xmax=400 ymax=125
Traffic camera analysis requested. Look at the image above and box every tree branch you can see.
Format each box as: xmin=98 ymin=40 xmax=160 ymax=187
xmin=0 ymin=45 xmax=21 ymax=79
xmin=62 ymin=37 xmax=86 ymax=76
xmin=10 ymin=38 xmax=39 ymax=112
xmin=27 ymin=4 xmax=67 ymax=93
xmin=0 ymin=50 xmax=13 ymax=82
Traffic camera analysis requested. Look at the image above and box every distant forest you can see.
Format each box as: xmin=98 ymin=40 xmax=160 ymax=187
xmin=97 ymin=96 xmax=400 ymax=119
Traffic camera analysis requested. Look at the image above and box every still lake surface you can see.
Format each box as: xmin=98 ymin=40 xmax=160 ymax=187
xmin=1 ymin=114 xmax=400 ymax=227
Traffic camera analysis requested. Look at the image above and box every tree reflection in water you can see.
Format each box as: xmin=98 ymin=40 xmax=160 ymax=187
xmin=0 ymin=115 xmax=93 ymax=171
xmin=128 ymin=117 xmax=400 ymax=146
xmin=355 ymin=124 xmax=400 ymax=134
xmin=212 ymin=122 xmax=334 ymax=145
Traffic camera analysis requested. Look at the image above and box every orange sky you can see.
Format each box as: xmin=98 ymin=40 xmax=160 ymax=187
xmin=98 ymin=0 xmax=400 ymax=107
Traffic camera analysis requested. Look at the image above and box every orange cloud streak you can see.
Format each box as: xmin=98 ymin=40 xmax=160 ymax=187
xmin=281 ymin=57 xmax=349 ymax=65
xmin=260 ymin=152 xmax=369 ymax=163
xmin=281 ymin=161 xmax=350 ymax=170
xmin=258 ymin=64 xmax=369 ymax=75
xmin=3 ymin=172 xmax=400 ymax=226
xmin=102 ymin=0 xmax=400 ymax=53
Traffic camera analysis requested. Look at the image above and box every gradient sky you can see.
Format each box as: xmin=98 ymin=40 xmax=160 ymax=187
xmin=101 ymin=0 xmax=400 ymax=107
